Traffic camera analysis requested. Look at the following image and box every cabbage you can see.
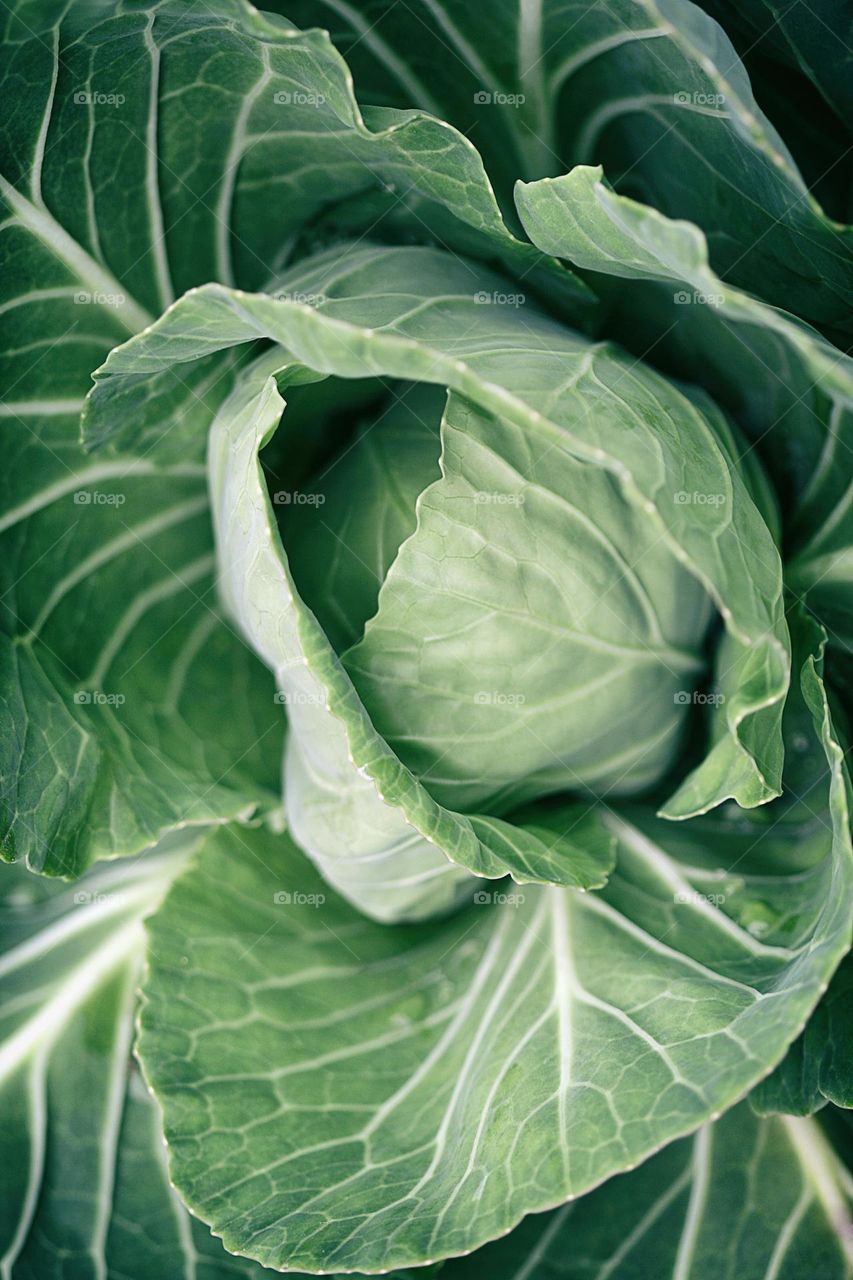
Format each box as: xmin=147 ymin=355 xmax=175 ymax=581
xmin=1 ymin=1 xmax=851 ymax=1276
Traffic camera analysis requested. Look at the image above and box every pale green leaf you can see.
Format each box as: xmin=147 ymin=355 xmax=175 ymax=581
xmin=439 ymin=1103 xmax=853 ymax=1280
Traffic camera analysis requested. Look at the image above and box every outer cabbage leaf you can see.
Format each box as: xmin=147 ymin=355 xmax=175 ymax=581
xmin=4 ymin=846 xmax=848 ymax=1280
xmin=749 ymin=606 xmax=853 ymax=1121
xmin=751 ymin=955 xmax=853 ymax=1118
xmin=515 ymin=163 xmax=853 ymax=663
xmin=137 ymin=613 xmax=853 ymax=1273
xmin=0 ymin=226 xmax=281 ymax=878
xmin=697 ymin=0 xmax=853 ymax=125
xmin=438 ymin=1102 xmax=853 ymax=1280
xmin=0 ymin=405 xmax=283 ymax=877
xmin=279 ymin=0 xmax=853 ymax=341
xmin=1 ymin=0 xmax=590 ymax=314
xmin=688 ymin=4 xmax=852 ymax=226
xmin=2 ymin=0 xmax=293 ymax=878
xmin=789 ymin=518 xmax=853 ymax=661
xmin=0 ymin=842 xmax=310 ymax=1279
